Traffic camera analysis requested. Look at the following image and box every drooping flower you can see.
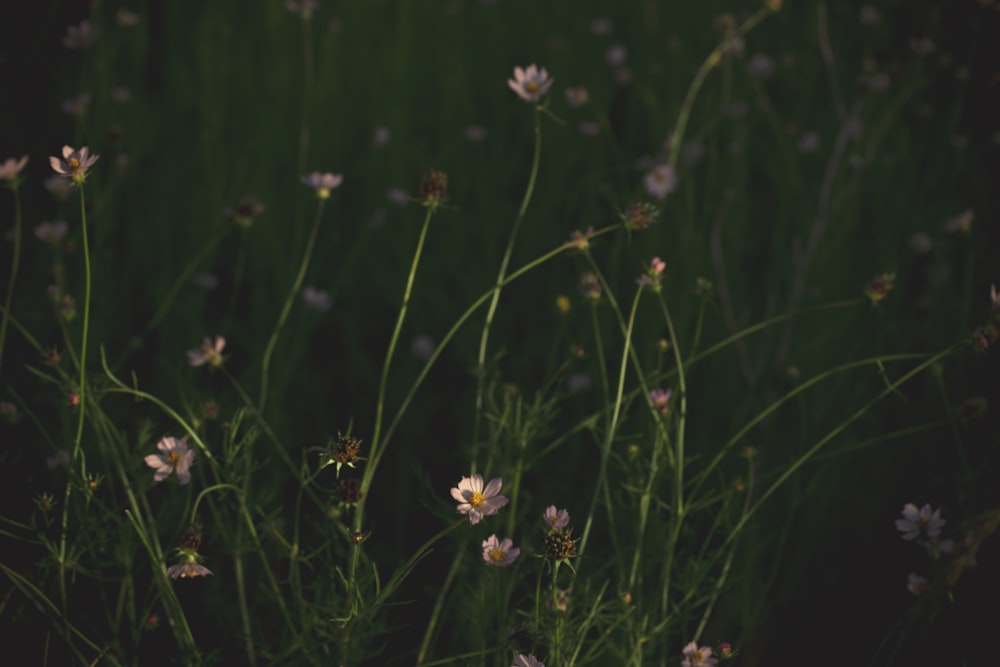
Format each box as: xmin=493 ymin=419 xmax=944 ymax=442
xmin=513 ymin=655 xmax=544 ymax=667
xmin=681 ymin=641 xmax=718 ymax=667
xmin=643 ymin=163 xmax=677 ymax=200
xmin=543 ymin=506 xmax=570 ymax=531
xmin=508 ymin=64 xmax=554 ymax=103
xmin=450 ymin=474 xmax=508 ymax=525
xmin=144 ymin=436 xmax=195 ymax=485
xmin=49 ymin=145 xmax=100 ymax=185
xmin=187 ymin=336 xmax=226 ymax=367
xmin=895 ymin=503 xmax=945 ymax=540
xmin=482 ymin=534 xmax=520 ymax=567
xmin=301 ymin=172 xmax=343 ymax=199
xmin=167 ymin=526 xmax=213 ymax=579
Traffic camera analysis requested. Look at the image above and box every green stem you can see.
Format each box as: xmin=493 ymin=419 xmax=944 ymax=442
xmin=472 ymin=105 xmax=544 ymax=471
xmin=259 ymin=198 xmax=327 ymax=411
xmin=0 ymin=183 xmax=22 ymax=371
xmin=57 ymin=185 xmax=92 ymax=653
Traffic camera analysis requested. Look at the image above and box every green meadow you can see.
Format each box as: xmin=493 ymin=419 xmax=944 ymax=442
xmin=1 ymin=1 xmax=998 ymax=665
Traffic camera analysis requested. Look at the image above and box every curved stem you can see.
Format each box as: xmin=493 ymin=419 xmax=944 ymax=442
xmin=258 ymin=198 xmax=327 ymax=411
xmin=472 ymin=105 xmax=544 ymax=471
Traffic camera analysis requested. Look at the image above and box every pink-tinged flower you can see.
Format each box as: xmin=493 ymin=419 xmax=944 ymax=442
xmin=144 ymin=436 xmax=195 ymax=484
xmin=44 ymin=175 xmax=72 ymax=199
xmin=895 ymin=503 xmax=945 ymax=540
xmin=63 ymin=20 xmax=99 ymax=50
xmin=0 ymin=155 xmax=28 ymax=183
xmin=681 ymin=641 xmax=718 ymax=667
xmin=110 ymin=85 xmax=132 ymax=103
xmin=650 ymin=388 xmax=672 ymax=414
xmin=605 ymin=44 xmax=627 ymax=67
xmin=187 ymin=336 xmax=226 ymax=367
xmin=508 ymin=64 xmax=554 ymax=103
xmin=284 ymin=0 xmax=320 ymax=18
xmin=513 ymin=655 xmax=544 ymax=667
xmin=991 ymin=284 xmax=1000 ymax=311
xmin=578 ymin=121 xmax=600 ymax=137
xmin=301 ymin=285 xmax=333 ymax=312
xmin=49 ymin=145 xmax=99 ymax=185
xmin=945 ymin=209 xmax=974 ymax=234
xmin=35 ymin=221 xmax=68 ymax=244
xmin=906 ymin=572 xmax=928 ymax=595
xmin=301 ymin=172 xmax=343 ymax=199
xmin=47 ymin=449 xmax=71 ymax=470
xmin=643 ymin=163 xmax=677 ymax=200
xmin=747 ymin=53 xmax=775 ymax=78
xmin=637 ymin=256 xmax=666 ymax=290
xmin=543 ymin=506 xmax=570 ymax=530
xmin=450 ymin=474 xmax=508 ymax=525
xmin=482 ymin=534 xmax=520 ymax=567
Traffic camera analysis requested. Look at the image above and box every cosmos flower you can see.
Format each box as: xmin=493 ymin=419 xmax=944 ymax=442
xmin=482 ymin=534 xmax=520 ymax=567
xmin=62 ymin=20 xmax=99 ymax=49
xmin=0 ymin=155 xmax=28 ymax=183
xmin=187 ymin=336 xmax=226 ymax=367
xmin=906 ymin=573 xmax=928 ymax=595
xmin=508 ymin=64 xmax=554 ymax=103
xmin=543 ymin=506 xmax=570 ymax=530
xmin=681 ymin=641 xmax=718 ymax=667
xmin=35 ymin=221 xmax=69 ymax=244
xmin=650 ymin=388 xmax=672 ymax=414
xmin=301 ymin=172 xmax=343 ymax=199
xmin=895 ymin=503 xmax=945 ymax=540
xmin=643 ymin=163 xmax=677 ymax=200
xmin=450 ymin=474 xmax=508 ymax=525
xmin=49 ymin=145 xmax=100 ymax=185
xmin=301 ymin=285 xmax=333 ymax=312
xmin=144 ymin=436 xmax=195 ymax=485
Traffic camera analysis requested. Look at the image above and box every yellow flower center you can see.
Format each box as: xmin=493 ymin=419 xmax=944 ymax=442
xmin=691 ymin=652 xmax=704 ymax=665
xmin=489 ymin=548 xmax=505 ymax=562
xmin=68 ymin=157 xmax=80 ymax=169
xmin=526 ymin=81 xmax=539 ymax=92
xmin=167 ymin=451 xmax=180 ymax=464
xmin=469 ymin=491 xmax=485 ymax=507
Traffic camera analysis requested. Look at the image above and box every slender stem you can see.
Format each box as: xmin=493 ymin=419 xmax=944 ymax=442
xmin=297 ymin=14 xmax=314 ymax=176
xmin=259 ymin=198 xmax=327 ymax=411
xmin=351 ymin=205 xmax=435 ymax=588
xmin=472 ymin=105 xmax=544 ymax=471
xmin=578 ymin=289 xmax=641 ymax=560
xmin=57 ymin=184 xmax=92 ymax=654
xmin=0 ymin=183 xmax=22 ymax=371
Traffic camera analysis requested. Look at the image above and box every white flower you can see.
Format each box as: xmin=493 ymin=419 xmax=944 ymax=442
xmin=643 ymin=164 xmax=677 ymax=200
xmin=450 ymin=474 xmax=508 ymax=525
xmin=482 ymin=534 xmax=520 ymax=567
xmin=895 ymin=503 xmax=945 ymax=540
xmin=187 ymin=336 xmax=226 ymax=367
xmin=144 ymin=436 xmax=195 ymax=485
xmin=508 ymin=64 xmax=554 ymax=103
xmin=681 ymin=641 xmax=718 ymax=667
xmin=301 ymin=172 xmax=343 ymax=199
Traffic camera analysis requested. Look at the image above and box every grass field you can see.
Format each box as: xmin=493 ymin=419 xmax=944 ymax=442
xmin=1 ymin=1 xmax=999 ymax=665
